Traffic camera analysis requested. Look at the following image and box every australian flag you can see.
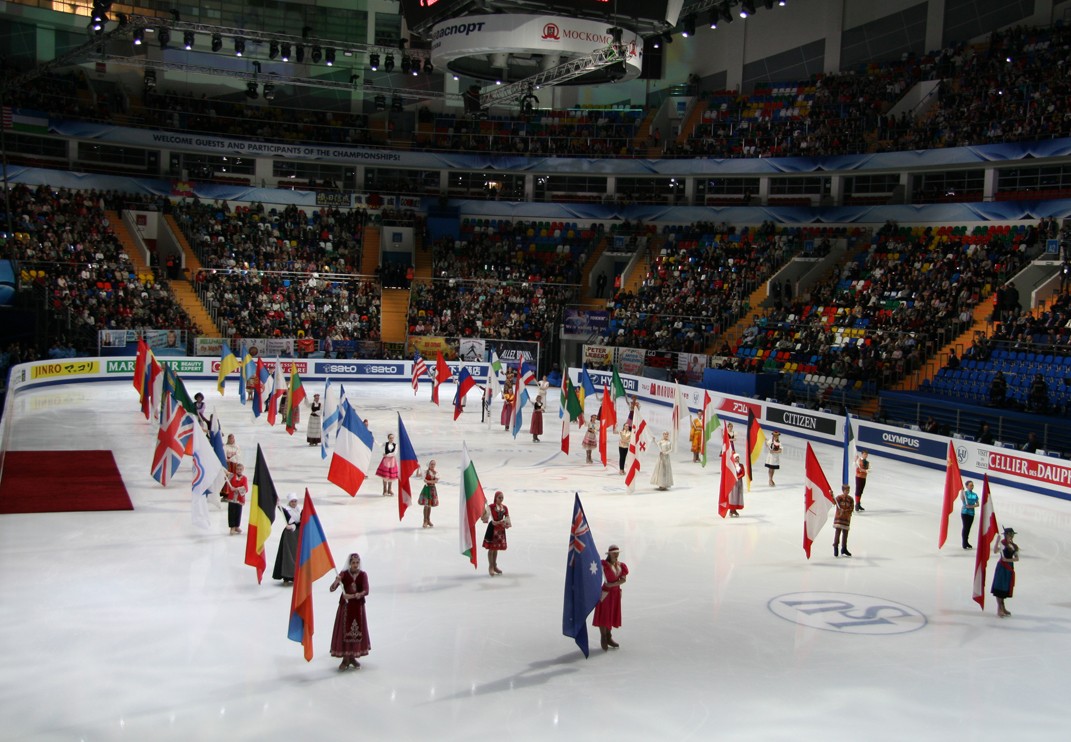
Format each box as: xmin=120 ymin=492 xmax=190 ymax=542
xmin=562 ymin=493 xmax=604 ymax=658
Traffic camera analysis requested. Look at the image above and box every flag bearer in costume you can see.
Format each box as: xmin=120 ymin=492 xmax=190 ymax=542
xmin=617 ymin=422 xmax=633 ymax=474
xmin=272 ymin=493 xmax=300 ymax=583
xmin=690 ymin=416 xmax=703 ymax=463
xmin=531 ymin=397 xmax=544 ymax=442
xmin=593 ymin=545 xmax=629 ymax=651
xmin=651 ymin=431 xmax=674 ymax=490
xmin=306 ymin=393 xmax=322 ymax=446
xmin=582 ymin=416 xmax=599 ymax=463
xmin=224 ymin=463 xmax=248 ymax=535
xmin=330 ymin=553 xmax=370 ymax=670
xmin=375 ymin=433 xmax=399 ymax=497
xmin=992 ymin=527 xmax=1020 ymax=618
xmin=854 ymin=450 xmax=870 ymax=511
xmin=419 ymin=460 xmax=440 ymax=528
xmin=482 ymin=491 xmax=511 ymax=576
xmin=501 ymin=386 xmax=515 ymax=430
xmin=765 ymin=431 xmax=782 ymax=486
xmin=833 ymin=484 xmax=854 ymax=557
xmin=727 ymin=453 xmax=745 ymax=517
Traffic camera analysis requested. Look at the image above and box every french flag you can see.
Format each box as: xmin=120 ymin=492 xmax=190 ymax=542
xmin=327 ymin=399 xmax=375 ymax=497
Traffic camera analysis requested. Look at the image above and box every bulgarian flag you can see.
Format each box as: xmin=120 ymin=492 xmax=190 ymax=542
xmin=938 ymin=441 xmax=963 ymax=549
xmin=284 ymin=368 xmax=307 ymax=435
xmin=459 ymin=444 xmax=489 ymax=568
xmin=802 ymin=443 xmax=835 ymax=558
xmin=972 ymin=475 xmax=1000 ymax=610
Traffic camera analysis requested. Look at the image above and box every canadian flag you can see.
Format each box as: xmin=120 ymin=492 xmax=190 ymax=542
xmin=802 ymin=443 xmax=835 ymax=558
xmin=623 ymin=418 xmax=648 ymax=494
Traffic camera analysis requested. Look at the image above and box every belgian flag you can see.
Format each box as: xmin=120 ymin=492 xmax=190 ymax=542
xmin=245 ymin=445 xmax=278 ymax=583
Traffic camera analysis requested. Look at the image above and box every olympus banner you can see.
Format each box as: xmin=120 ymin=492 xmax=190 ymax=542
xmin=430 ymin=14 xmax=642 ymax=73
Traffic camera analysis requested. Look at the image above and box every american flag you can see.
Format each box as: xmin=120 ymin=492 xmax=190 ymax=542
xmin=151 ymin=395 xmax=195 ymax=486
xmin=412 ymin=355 xmax=427 ymax=395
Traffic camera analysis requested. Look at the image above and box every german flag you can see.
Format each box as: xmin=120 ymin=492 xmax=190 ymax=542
xmin=245 ymin=445 xmax=278 ymax=583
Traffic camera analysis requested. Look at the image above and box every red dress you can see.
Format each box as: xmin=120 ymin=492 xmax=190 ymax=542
xmin=330 ymin=570 xmax=370 ymax=660
xmin=592 ymin=560 xmax=629 ymax=628
xmin=482 ymin=503 xmax=509 ymax=551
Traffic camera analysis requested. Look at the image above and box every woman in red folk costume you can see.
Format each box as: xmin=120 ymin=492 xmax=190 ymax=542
xmin=592 ymin=545 xmax=629 ymax=651
xmin=330 ymin=553 xmax=371 ymax=670
xmin=482 ymin=490 xmax=511 ymax=576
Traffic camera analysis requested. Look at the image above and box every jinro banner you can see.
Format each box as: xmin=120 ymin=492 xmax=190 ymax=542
xmin=408 ymin=336 xmax=458 ymax=360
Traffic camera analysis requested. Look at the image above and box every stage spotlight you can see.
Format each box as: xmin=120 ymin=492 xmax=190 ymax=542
xmin=324 ymin=48 xmax=335 ymax=66
xmin=719 ymin=2 xmax=735 ymax=23
xmin=350 ymin=74 xmax=360 ymax=85
xmin=608 ymin=26 xmax=623 ymax=46
xmin=158 ymin=28 xmax=170 ymax=48
xmin=311 ymin=45 xmax=323 ymax=63
xmin=143 ymin=69 xmax=156 ymax=89
xmin=280 ymin=43 xmax=291 ymax=62
xmin=374 ymin=95 xmax=386 ymax=111
xmin=740 ymin=1 xmax=756 ymax=18
xmin=251 ymin=61 xmax=262 ymax=74
xmin=384 ymin=53 xmax=395 ymax=72
xmin=663 ymin=31 xmax=674 ymax=44
xmin=606 ymin=61 xmax=626 ymax=82
xmin=211 ymin=33 xmax=222 ymax=52
xmin=423 ymin=58 xmax=434 ymax=75
xmin=652 ymin=37 xmax=661 ymax=49
xmin=764 ymin=0 xmax=775 ymax=8
xmin=91 ymin=13 xmax=107 ymax=32
xmin=269 ymin=40 xmax=279 ymax=59
xmin=681 ymin=14 xmax=696 ymax=37
xmin=170 ymin=9 xmax=180 ymax=22
xmin=263 ymin=84 xmax=275 ymax=101
xmin=234 ymin=37 xmax=245 ymax=57
xmin=302 ymin=26 xmax=312 ymax=40
xmin=133 ymin=28 xmax=144 ymax=45
xmin=401 ymin=55 xmax=412 ymax=74
xmin=296 ymin=45 xmax=306 ymax=63
xmin=183 ymin=31 xmax=195 ymax=50
xmin=246 ymin=81 xmax=259 ymax=99
xmin=369 ymin=53 xmax=380 ymax=71
xmin=116 ymin=12 xmax=128 ymax=27
xmin=391 ymin=96 xmax=403 ymax=112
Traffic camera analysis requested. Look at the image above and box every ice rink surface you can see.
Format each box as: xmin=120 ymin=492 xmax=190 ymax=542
xmin=1 ymin=380 xmax=1069 ymax=741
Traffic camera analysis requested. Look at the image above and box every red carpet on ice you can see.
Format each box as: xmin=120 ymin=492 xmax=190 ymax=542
xmin=0 ymin=451 xmax=133 ymax=513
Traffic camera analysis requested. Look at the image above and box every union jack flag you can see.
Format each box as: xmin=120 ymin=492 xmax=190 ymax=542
xmin=412 ymin=354 xmax=427 ymax=395
xmin=151 ymin=395 xmax=195 ymax=486
xmin=568 ymin=506 xmax=592 ymax=565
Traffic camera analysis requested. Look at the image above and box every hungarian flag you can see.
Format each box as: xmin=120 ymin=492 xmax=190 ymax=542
xmin=412 ymin=354 xmax=427 ymax=395
xmin=284 ymin=368 xmax=307 ymax=435
xmin=701 ymin=392 xmax=721 ymax=467
xmin=598 ymin=385 xmax=616 ymax=467
xmin=327 ymin=399 xmax=374 ymax=496
xmin=432 ymin=351 xmax=452 ymax=405
xmin=802 ymin=443 xmax=836 ymax=558
xmin=938 ymin=441 xmax=964 ymax=549
xmin=288 ymin=490 xmax=336 ymax=661
xmin=453 ymin=368 xmax=477 ymax=421
xmin=459 ymin=443 xmax=488 ymax=569
xmin=266 ymin=361 xmax=285 ymax=426
xmin=397 ymin=413 xmax=420 ymax=521
xmin=972 ymin=475 xmax=1000 ymax=609
xmin=217 ymin=344 xmax=241 ymax=396
xmin=133 ymin=336 xmax=149 ymax=397
xmin=624 ymin=418 xmax=648 ymax=494
xmin=745 ymin=409 xmax=766 ymax=490
xmin=245 ymin=445 xmax=279 ymax=583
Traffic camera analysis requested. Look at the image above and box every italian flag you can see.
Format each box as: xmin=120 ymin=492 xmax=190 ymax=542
xmin=459 ymin=443 xmax=488 ymax=569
